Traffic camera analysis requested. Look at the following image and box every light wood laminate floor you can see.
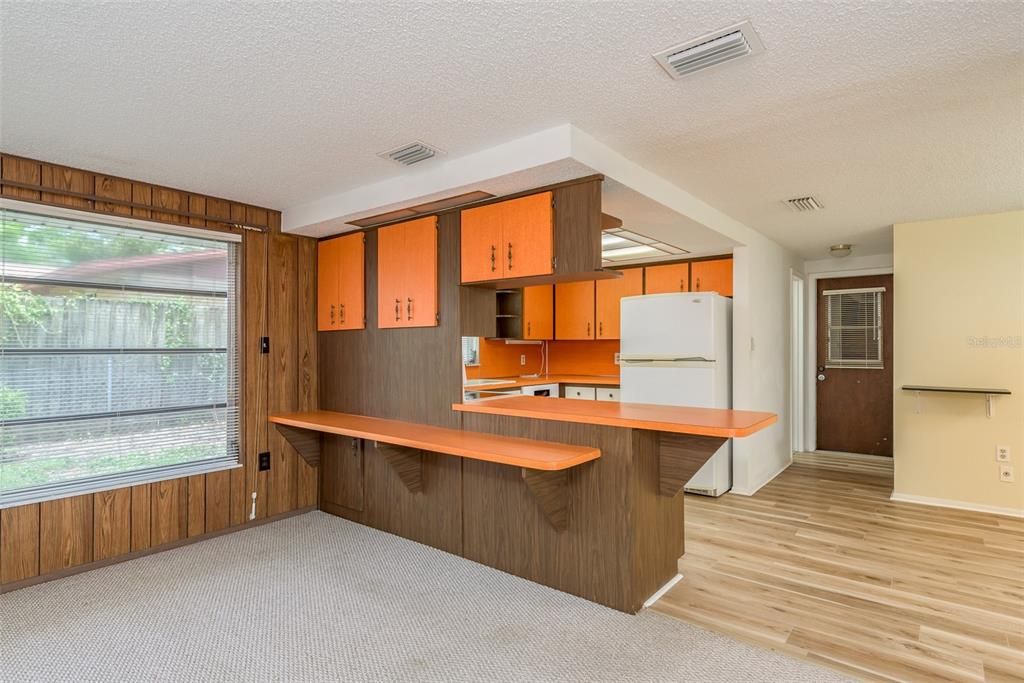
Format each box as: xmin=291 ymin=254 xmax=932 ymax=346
xmin=653 ymin=452 xmax=1024 ymax=682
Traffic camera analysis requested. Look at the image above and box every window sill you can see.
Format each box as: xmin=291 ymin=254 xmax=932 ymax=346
xmin=0 ymin=460 xmax=242 ymax=510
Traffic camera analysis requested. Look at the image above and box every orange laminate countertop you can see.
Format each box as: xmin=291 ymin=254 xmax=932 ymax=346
xmin=452 ymin=395 xmax=777 ymax=438
xmin=463 ymin=374 xmax=620 ymax=391
xmin=269 ymin=410 xmax=600 ymax=471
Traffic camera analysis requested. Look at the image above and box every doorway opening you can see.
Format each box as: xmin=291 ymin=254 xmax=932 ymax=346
xmin=814 ymin=274 xmax=894 ymax=456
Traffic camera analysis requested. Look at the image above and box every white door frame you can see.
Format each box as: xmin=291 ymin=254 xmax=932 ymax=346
xmin=804 ymin=264 xmax=894 ymax=452
xmin=790 ymin=269 xmax=806 ymax=453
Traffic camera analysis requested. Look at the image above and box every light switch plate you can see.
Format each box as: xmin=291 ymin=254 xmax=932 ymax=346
xmin=996 ymin=445 xmax=1011 ymax=462
xmin=999 ymin=463 xmax=1015 ymax=483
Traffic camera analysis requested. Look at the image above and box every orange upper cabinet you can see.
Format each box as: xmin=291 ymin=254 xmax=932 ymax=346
xmin=596 ymin=268 xmax=643 ymax=340
xmin=317 ymin=233 xmax=365 ymax=331
xmin=522 ymin=285 xmax=554 ymax=340
xmin=644 ymin=263 xmax=689 ymax=294
xmin=460 ymin=191 xmax=553 ymax=283
xmin=692 ymin=258 xmax=733 ymax=297
xmin=377 ymin=216 xmax=438 ymax=329
xmin=555 ymin=280 xmax=595 ymax=340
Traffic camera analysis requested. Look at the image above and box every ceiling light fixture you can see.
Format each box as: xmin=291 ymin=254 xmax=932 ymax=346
xmin=601 ymin=228 xmax=689 ymax=262
xmin=829 ymin=244 xmax=853 ymax=258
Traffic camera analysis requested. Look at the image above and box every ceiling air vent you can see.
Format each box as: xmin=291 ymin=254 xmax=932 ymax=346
xmin=378 ymin=141 xmax=443 ymax=166
xmin=785 ymin=196 xmax=825 ymax=212
xmin=653 ymin=21 xmax=764 ymax=80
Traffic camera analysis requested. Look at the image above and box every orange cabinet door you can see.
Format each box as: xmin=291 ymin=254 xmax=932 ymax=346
xmin=402 ymin=216 xmax=438 ymax=327
xmin=460 ymin=202 xmax=503 ymax=283
xmin=555 ymin=280 xmax=595 ymax=340
xmin=502 ymin=191 xmax=553 ymax=279
xmin=522 ymin=285 xmax=553 ymax=340
xmin=317 ymin=238 xmax=341 ymax=331
xmin=644 ymin=263 xmax=689 ymax=294
xmin=596 ymin=268 xmax=643 ymax=340
xmin=336 ymin=232 xmax=365 ymax=330
xmin=692 ymin=258 xmax=733 ymax=296
xmin=377 ymin=221 xmax=407 ymax=329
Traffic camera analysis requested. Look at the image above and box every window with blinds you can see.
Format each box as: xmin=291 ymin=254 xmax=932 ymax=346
xmin=0 ymin=206 xmax=241 ymax=507
xmin=824 ymin=287 xmax=884 ymax=369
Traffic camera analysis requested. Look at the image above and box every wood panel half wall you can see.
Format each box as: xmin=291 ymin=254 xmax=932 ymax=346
xmin=0 ymin=153 xmax=317 ymax=591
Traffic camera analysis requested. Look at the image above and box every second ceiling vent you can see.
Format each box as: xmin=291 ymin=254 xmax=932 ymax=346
xmin=378 ymin=141 xmax=444 ymax=166
xmin=653 ymin=21 xmax=764 ymax=80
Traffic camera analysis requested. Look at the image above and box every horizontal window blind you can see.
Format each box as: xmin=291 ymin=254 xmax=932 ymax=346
xmin=824 ymin=287 xmax=884 ymax=369
xmin=461 ymin=336 xmax=480 ymax=366
xmin=0 ymin=207 xmax=240 ymax=506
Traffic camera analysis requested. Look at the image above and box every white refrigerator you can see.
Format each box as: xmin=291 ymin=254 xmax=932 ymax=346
xmin=620 ymin=292 xmax=732 ymax=496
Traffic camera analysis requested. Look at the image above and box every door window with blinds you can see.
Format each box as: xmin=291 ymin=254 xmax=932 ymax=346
xmin=0 ymin=206 xmax=240 ymax=506
xmin=824 ymin=286 xmax=885 ymax=369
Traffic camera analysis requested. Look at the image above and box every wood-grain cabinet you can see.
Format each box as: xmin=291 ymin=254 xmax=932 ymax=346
xmin=644 ymin=263 xmax=689 ymax=295
xmin=378 ymin=216 xmax=438 ymax=328
xmin=692 ymin=258 xmax=733 ymax=296
xmin=595 ymin=268 xmax=642 ymax=340
xmin=555 ymin=268 xmax=642 ymax=340
xmin=461 ymin=191 xmax=553 ymax=283
xmin=555 ymin=280 xmax=596 ymax=340
xmin=522 ymin=285 xmax=554 ymax=340
xmin=317 ymin=232 xmax=365 ymax=331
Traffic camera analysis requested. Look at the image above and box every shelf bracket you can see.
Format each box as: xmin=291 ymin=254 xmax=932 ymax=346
xmin=521 ymin=468 xmax=568 ymax=531
xmin=273 ymin=424 xmax=321 ymax=467
xmin=986 ymin=393 xmax=995 ymax=419
xmin=376 ymin=442 xmax=424 ymax=493
xmin=659 ymin=433 xmax=727 ymax=497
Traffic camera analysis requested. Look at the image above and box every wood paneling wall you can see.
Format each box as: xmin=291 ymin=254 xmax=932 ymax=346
xmin=0 ymin=154 xmax=316 ymax=590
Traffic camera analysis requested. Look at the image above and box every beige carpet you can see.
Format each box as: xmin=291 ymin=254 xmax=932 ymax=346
xmin=1 ymin=511 xmax=850 ymax=682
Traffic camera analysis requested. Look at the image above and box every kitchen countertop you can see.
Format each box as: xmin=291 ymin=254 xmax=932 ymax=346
xmin=453 ymin=395 xmax=777 ymax=438
xmin=463 ymin=374 xmax=620 ymax=391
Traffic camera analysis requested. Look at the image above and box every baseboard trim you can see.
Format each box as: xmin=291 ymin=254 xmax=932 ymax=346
xmin=729 ymin=456 xmax=793 ymax=497
xmin=0 ymin=506 xmax=316 ymax=594
xmin=643 ymin=573 xmax=683 ymax=609
xmin=889 ymin=492 xmax=1023 ymax=518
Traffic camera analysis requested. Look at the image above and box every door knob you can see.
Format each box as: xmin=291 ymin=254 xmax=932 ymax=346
xmin=817 ymin=373 xmax=826 ymax=381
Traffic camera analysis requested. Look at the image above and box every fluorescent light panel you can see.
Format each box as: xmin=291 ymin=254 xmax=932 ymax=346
xmin=600 ymin=228 xmax=688 ymax=262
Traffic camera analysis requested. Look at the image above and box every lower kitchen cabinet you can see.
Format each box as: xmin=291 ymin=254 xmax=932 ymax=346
xmin=321 ymin=435 xmax=364 ymax=511
xmin=596 ymin=387 xmax=621 ymax=402
xmin=564 ymin=385 xmax=597 ymax=400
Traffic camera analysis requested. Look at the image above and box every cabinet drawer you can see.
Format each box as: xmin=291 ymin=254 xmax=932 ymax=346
xmin=563 ymin=385 xmax=596 ymax=400
xmin=596 ymin=387 xmax=621 ymax=402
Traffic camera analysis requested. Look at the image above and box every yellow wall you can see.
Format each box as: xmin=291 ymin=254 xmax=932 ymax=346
xmin=893 ymin=211 xmax=1024 ymax=513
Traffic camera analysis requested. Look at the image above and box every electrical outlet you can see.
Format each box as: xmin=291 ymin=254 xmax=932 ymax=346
xmin=258 ymin=451 xmax=271 ymax=471
xmin=520 ymin=354 xmax=526 ymax=366
xmin=999 ymin=463 xmax=1015 ymax=483
xmin=996 ymin=445 xmax=1011 ymax=462
xmin=614 ymin=352 xmax=620 ymax=365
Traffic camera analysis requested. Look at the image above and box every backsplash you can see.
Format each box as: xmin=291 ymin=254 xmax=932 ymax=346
xmin=465 ymin=338 xmax=619 ymax=378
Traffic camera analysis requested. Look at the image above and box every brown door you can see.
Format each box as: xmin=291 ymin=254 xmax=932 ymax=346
xmin=816 ymin=274 xmax=893 ymax=455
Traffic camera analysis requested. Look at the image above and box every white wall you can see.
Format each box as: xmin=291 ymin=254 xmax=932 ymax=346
xmin=731 ymin=237 xmax=804 ymax=494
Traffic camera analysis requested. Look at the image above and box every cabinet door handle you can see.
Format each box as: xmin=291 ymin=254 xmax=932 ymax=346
xmin=507 ymin=242 xmax=513 ymax=270
xmin=394 ymin=298 xmax=400 ymax=322
xmin=407 ymin=297 xmax=413 ymax=321
xmin=586 ymin=321 xmax=591 ymax=337
xmin=340 ymin=303 xmax=345 ymax=324
xmin=330 ymin=303 xmax=335 ymax=324
xmin=527 ymin=321 xmax=531 ymax=336
xmin=490 ymin=245 xmax=496 ymax=272
xmin=680 ymin=279 xmax=684 ymax=291
xmin=599 ymin=321 xmax=603 ymax=337
xmin=696 ymin=277 xmax=701 ymax=291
